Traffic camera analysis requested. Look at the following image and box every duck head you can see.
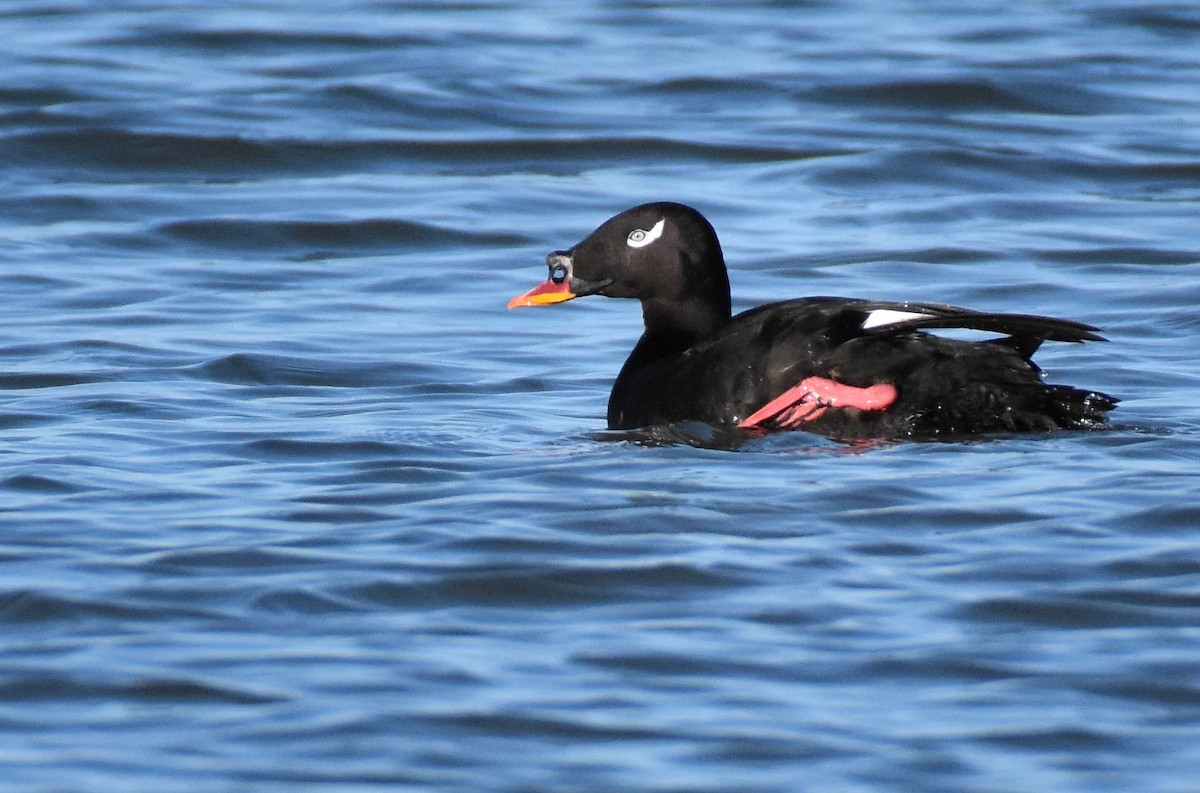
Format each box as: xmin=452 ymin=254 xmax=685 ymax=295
xmin=507 ymin=202 xmax=732 ymax=329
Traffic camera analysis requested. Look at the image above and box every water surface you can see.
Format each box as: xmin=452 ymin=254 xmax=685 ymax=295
xmin=2 ymin=2 xmax=1200 ymax=791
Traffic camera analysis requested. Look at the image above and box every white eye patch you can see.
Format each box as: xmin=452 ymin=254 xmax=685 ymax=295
xmin=861 ymin=308 xmax=930 ymax=330
xmin=626 ymin=218 xmax=665 ymax=249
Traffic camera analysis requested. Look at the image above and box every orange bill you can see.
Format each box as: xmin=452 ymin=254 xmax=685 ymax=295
xmin=507 ymin=278 xmax=576 ymax=309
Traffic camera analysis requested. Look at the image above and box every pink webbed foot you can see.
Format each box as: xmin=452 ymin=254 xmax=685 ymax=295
xmin=738 ymin=377 xmax=897 ymax=430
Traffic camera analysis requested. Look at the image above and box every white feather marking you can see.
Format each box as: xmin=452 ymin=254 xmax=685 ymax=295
xmin=862 ymin=308 xmax=930 ymax=330
xmin=626 ymin=218 xmax=665 ymax=249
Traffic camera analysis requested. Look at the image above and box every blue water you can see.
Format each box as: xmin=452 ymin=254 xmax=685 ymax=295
xmin=3 ymin=2 xmax=1200 ymax=791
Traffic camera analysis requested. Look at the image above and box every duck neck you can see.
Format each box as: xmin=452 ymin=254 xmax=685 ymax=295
xmin=637 ymin=296 xmax=729 ymax=360
xmin=607 ymin=296 xmax=730 ymax=428
xmin=617 ymin=294 xmax=731 ymax=387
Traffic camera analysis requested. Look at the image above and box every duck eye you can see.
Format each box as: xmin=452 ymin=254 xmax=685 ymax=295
xmin=625 ymin=218 xmax=666 ymax=249
xmin=550 ymin=264 xmax=569 ymax=283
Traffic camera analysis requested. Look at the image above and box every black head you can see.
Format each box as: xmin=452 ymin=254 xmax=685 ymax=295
xmin=508 ymin=202 xmax=733 ymax=337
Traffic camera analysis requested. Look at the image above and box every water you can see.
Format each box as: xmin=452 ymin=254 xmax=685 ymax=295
xmin=2 ymin=1 xmax=1199 ymax=791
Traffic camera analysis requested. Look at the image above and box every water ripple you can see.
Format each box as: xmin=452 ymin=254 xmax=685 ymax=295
xmin=3 ymin=127 xmax=854 ymax=178
xmin=159 ymin=217 xmax=528 ymax=252
xmin=0 ymin=672 xmax=282 ymax=705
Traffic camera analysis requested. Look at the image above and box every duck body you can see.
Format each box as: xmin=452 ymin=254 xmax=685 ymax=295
xmin=509 ymin=202 xmax=1116 ymax=439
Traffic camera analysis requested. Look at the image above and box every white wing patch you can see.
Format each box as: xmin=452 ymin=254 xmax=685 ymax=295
xmin=861 ymin=308 xmax=930 ymax=330
xmin=626 ymin=218 xmax=666 ymax=249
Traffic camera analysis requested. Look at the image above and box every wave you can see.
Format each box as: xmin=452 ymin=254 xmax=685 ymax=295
xmin=2 ymin=127 xmax=853 ymax=178
xmin=158 ymin=216 xmax=528 ymax=252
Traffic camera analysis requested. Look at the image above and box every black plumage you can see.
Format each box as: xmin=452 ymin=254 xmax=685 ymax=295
xmin=509 ymin=202 xmax=1116 ymax=439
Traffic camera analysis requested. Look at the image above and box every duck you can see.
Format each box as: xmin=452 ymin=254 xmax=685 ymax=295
xmin=508 ymin=202 xmax=1116 ymax=438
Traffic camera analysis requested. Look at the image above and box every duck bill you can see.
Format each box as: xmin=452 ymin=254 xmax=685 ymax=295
xmin=507 ymin=278 xmax=576 ymax=309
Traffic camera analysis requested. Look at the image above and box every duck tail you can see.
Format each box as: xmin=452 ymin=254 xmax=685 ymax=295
xmin=1045 ymin=385 xmax=1119 ymax=430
